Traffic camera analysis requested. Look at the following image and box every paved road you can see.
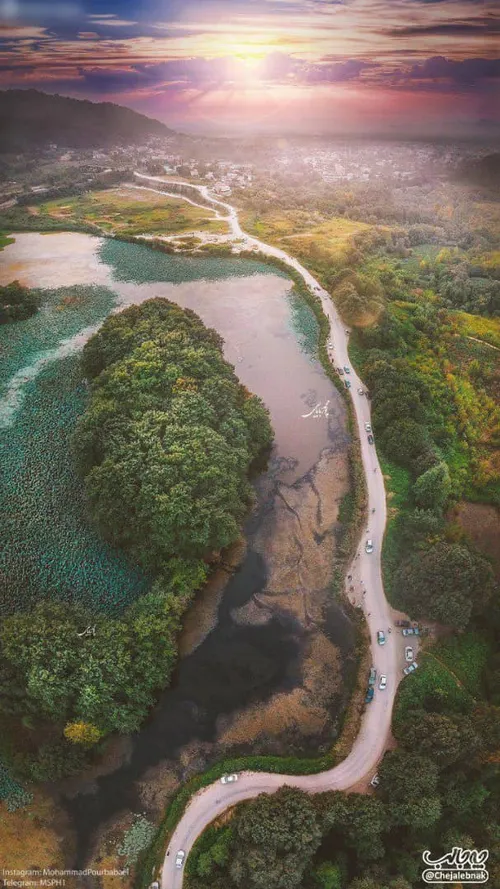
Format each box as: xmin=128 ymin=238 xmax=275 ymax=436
xmin=132 ymin=174 xmax=402 ymax=889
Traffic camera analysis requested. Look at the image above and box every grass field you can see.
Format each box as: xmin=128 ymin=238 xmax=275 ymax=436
xmin=240 ymin=209 xmax=374 ymax=269
xmin=38 ymin=188 xmax=229 ymax=237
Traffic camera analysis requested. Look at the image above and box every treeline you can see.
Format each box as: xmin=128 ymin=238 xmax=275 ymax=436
xmin=0 ymin=280 xmax=40 ymax=323
xmin=0 ymin=299 xmax=273 ymax=785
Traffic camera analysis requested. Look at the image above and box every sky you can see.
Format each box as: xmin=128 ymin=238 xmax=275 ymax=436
xmin=0 ymin=0 xmax=498 ymax=136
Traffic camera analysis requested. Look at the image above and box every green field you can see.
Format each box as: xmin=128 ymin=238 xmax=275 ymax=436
xmin=39 ymin=187 xmax=229 ymax=237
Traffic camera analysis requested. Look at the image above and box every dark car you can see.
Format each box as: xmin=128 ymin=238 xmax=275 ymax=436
xmin=365 ymin=687 xmax=374 ymax=703
xmin=367 ymin=434 xmax=374 ymax=444
xmin=368 ymin=667 xmax=377 ymax=687
xmin=395 ymin=619 xmax=411 ymax=628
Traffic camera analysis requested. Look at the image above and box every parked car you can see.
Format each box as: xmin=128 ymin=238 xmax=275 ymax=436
xmin=404 ymin=662 xmax=419 ymax=675
xmin=368 ymin=667 xmax=377 ymax=687
xmin=367 ymin=434 xmax=374 ymax=444
xmin=343 ymin=365 xmax=350 ymax=373
xmin=370 ymin=774 xmax=380 ymax=788
xmin=405 ymin=646 xmax=414 ymax=662
xmin=365 ymin=539 xmax=374 ymax=554
xmin=345 ymin=380 xmax=351 ymax=389
xmin=365 ymin=687 xmax=374 ymax=703
xmin=221 ymin=774 xmax=238 ymax=785
xmin=403 ymin=627 xmax=421 ymax=636
xmin=358 ymin=388 xmax=364 ymax=395
xmin=377 ymin=630 xmax=386 ymax=645
xmin=365 ymin=422 xmax=372 ymax=432
xmin=395 ymin=619 xmax=411 ymax=628
xmin=338 ymin=367 xmax=344 ymax=375
xmin=175 ymin=851 xmax=186 ymax=869
xmin=379 ymin=675 xmax=387 ymax=690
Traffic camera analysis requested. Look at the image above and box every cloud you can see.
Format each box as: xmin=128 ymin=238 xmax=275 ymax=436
xmin=408 ymin=55 xmax=500 ymax=84
xmin=386 ymin=20 xmax=499 ymax=37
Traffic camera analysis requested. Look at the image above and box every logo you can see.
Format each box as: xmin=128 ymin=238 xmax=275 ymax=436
xmin=422 ymin=847 xmax=489 ymax=884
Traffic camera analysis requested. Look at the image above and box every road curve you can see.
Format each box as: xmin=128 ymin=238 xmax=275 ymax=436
xmin=132 ymin=174 xmax=399 ymax=889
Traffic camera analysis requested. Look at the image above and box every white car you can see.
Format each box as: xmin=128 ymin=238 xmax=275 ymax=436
xmin=365 ymin=422 xmax=372 ymax=432
xmin=370 ymin=774 xmax=380 ymax=787
xmin=405 ymin=646 xmax=414 ymax=662
xmin=358 ymin=388 xmax=364 ymax=395
xmin=365 ymin=539 xmax=374 ymax=554
xmin=379 ymin=675 xmax=387 ymax=690
xmin=175 ymin=851 xmax=185 ymax=869
xmin=404 ymin=662 xmax=419 ymax=676
xmin=377 ymin=630 xmax=386 ymax=645
xmin=220 ymin=773 xmax=239 ymax=785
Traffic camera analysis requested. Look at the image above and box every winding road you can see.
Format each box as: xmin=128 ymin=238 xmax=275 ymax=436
xmin=132 ymin=173 xmax=406 ymax=889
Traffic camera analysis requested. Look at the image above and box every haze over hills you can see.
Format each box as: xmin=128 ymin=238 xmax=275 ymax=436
xmin=0 ymin=90 xmax=173 ymax=152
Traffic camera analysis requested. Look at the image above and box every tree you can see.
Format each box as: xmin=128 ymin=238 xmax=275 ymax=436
xmin=413 ymin=462 xmax=451 ymax=512
xmin=324 ymin=793 xmax=386 ymax=863
xmin=378 ymin=750 xmax=439 ymax=801
xmin=229 ymin=787 xmax=322 ymax=889
xmin=394 ymin=542 xmax=495 ymax=629
xmin=394 ymin=711 xmax=480 ymax=766
xmin=313 ymin=862 xmax=343 ymax=889
xmin=388 ymin=795 xmax=442 ymax=829
xmin=63 ymin=721 xmax=102 ymax=746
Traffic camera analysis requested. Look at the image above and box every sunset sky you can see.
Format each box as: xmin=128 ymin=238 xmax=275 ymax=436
xmin=0 ymin=0 xmax=498 ymax=136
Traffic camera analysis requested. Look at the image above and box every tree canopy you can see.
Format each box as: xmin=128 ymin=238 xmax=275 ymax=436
xmin=74 ymin=299 xmax=273 ymax=573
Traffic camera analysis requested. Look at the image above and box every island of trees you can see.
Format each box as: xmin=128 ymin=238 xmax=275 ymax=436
xmin=0 ymin=298 xmax=273 ymax=782
xmin=0 ymin=281 xmax=40 ymax=323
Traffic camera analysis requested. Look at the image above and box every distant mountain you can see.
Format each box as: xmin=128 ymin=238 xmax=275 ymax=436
xmin=0 ymin=90 xmax=173 ymax=152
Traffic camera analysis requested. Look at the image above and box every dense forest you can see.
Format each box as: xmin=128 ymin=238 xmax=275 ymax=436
xmin=0 ymin=90 xmax=171 ymax=152
xmin=0 ymin=298 xmax=273 ymax=784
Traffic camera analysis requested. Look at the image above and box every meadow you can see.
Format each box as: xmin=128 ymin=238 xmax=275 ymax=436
xmin=38 ymin=187 xmax=229 ymax=237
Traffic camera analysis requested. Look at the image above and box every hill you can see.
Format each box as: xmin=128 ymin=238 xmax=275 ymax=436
xmin=0 ymin=90 xmax=172 ymax=152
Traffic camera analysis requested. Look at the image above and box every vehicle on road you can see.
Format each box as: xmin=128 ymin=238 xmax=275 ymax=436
xmin=338 ymin=367 xmax=344 ymax=375
xmin=379 ymin=675 xmax=387 ymax=690
xmin=377 ymin=630 xmax=386 ymax=645
xmin=328 ymin=341 xmax=333 ymax=348
xmin=405 ymin=646 xmax=414 ymax=662
xmin=365 ymin=687 xmax=374 ymax=703
xmin=358 ymin=388 xmax=364 ymax=395
xmin=365 ymin=539 xmax=374 ymax=554
xmin=343 ymin=365 xmax=350 ymax=373
xmin=404 ymin=662 xmax=419 ymax=675
xmin=370 ymin=774 xmax=380 ymax=788
xmin=367 ymin=433 xmax=374 ymax=444
xmin=395 ymin=619 xmax=411 ymax=628
xmin=402 ymin=627 xmax=421 ymax=636
xmin=345 ymin=380 xmax=351 ymax=389
xmin=175 ymin=851 xmax=185 ymax=869
xmin=365 ymin=422 xmax=372 ymax=432
xmin=220 ymin=774 xmax=238 ymax=785
xmin=368 ymin=667 xmax=377 ymax=686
